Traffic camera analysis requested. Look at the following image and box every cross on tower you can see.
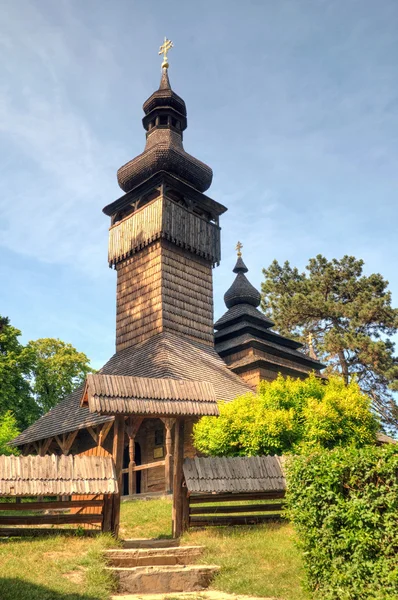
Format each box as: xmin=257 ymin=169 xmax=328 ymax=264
xmin=236 ymin=241 xmax=243 ymax=257
xmin=159 ymin=37 xmax=174 ymax=69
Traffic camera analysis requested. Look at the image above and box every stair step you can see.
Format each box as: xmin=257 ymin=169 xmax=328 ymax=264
xmin=106 ymin=546 xmax=204 ymax=567
xmin=109 ymin=564 xmax=220 ymax=594
xmin=122 ymin=538 xmax=179 ymax=549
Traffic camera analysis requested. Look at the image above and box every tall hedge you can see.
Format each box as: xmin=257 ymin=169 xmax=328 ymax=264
xmin=286 ymin=445 xmax=398 ymax=600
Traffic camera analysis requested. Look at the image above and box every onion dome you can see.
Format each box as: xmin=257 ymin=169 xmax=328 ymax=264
xmin=117 ymin=67 xmax=213 ymax=193
xmin=224 ymin=255 xmax=261 ymax=309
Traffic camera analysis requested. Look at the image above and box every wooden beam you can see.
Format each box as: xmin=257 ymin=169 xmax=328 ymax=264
xmin=189 ymin=491 xmax=285 ymax=504
xmin=102 ymin=494 xmax=114 ymax=533
xmin=189 ymin=503 xmax=285 ymax=515
xmin=0 ymin=500 xmax=103 ymax=511
xmin=41 ymin=437 xmax=53 ymax=456
xmin=112 ymin=415 xmax=125 ymax=538
xmin=87 ymin=427 xmax=99 ymax=444
xmin=189 ymin=514 xmax=284 ymax=527
xmin=0 ymin=514 xmax=103 ymax=526
xmin=63 ymin=431 xmax=78 ymax=455
xmin=99 ymin=421 xmax=113 ymax=447
xmin=131 ymin=460 xmax=165 ymax=472
xmin=172 ymin=419 xmax=185 ymax=538
xmin=125 ymin=417 xmax=143 ymax=496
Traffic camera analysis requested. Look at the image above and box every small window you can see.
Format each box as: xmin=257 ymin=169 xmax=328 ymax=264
xmin=171 ymin=118 xmax=177 ymax=127
xmin=159 ymin=115 xmax=168 ymax=125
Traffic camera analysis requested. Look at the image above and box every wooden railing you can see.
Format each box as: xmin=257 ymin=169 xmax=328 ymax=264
xmin=0 ymin=495 xmax=114 ymax=537
xmin=185 ymin=491 xmax=286 ymax=529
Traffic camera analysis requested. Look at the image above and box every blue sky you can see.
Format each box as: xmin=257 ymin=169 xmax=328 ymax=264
xmin=1 ymin=0 xmax=397 ymax=369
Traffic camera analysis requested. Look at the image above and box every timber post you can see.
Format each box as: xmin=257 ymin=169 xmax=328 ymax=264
xmin=162 ymin=418 xmax=175 ymax=494
xmin=112 ymin=416 xmax=125 ymax=537
xmin=172 ymin=418 xmax=185 ymax=538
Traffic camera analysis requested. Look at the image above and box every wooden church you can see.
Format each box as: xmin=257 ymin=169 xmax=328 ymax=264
xmin=13 ymin=41 xmax=323 ymax=497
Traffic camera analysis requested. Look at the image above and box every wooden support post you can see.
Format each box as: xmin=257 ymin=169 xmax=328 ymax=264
xmin=112 ymin=415 xmax=125 ymax=538
xmin=102 ymin=494 xmax=114 ymax=533
xmin=128 ymin=428 xmax=135 ymax=496
xmin=125 ymin=417 xmax=143 ymax=497
xmin=182 ymin=486 xmax=190 ymax=533
xmin=162 ymin=418 xmax=175 ymax=494
xmin=172 ymin=419 xmax=185 ymax=539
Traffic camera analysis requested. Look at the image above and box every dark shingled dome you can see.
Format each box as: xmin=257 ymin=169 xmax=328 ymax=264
xmin=117 ymin=68 xmax=213 ymax=194
xmin=224 ymin=257 xmax=261 ymax=309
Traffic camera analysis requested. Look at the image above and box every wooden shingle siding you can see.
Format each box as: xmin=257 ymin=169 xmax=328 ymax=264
xmin=0 ymin=455 xmax=117 ymax=496
xmin=183 ymin=456 xmax=286 ymax=494
xmin=108 ymin=196 xmax=221 ymax=268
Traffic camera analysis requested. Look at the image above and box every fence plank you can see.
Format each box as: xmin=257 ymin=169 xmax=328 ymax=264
xmin=189 ymin=503 xmax=285 ymax=515
xmin=189 ymin=492 xmax=285 ymax=504
xmin=0 ymin=514 xmax=103 ymax=526
xmin=0 ymin=500 xmax=103 ymax=511
xmin=189 ymin=514 xmax=284 ymax=527
xmin=0 ymin=528 xmax=99 ymax=537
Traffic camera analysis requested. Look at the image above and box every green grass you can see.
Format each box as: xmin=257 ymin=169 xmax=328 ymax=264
xmin=0 ymin=534 xmax=118 ymax=600
xmin=121 ymin=497 xmax=309 ymax=600
xmin=0 ymin=497 xmax=309 ymax=600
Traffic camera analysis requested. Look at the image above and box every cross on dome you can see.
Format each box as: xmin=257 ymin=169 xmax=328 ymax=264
xmin=159 ymin=37 xmax=173 ymax=69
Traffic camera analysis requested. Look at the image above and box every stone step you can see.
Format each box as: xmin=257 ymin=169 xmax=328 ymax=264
xmin=106 ymin=546 xmax=204 ymax=567
xmin=122 ymin=538 xmax=179 ymax=549
xmin=109 ymin=564 xmax=220 ymax=595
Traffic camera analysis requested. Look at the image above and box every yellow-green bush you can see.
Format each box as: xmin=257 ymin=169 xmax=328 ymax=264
xmin=193 ymin=374 xmax=378 ymax=456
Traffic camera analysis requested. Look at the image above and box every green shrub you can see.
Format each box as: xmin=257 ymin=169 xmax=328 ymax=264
xmin=193 ymin=374 xmax=378 ymax=456
xmin=286 ymin=445 xmax=398 ymax=600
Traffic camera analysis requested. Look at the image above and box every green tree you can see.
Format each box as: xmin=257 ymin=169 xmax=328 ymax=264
xmin=193 ymin=374 xmax=379 ymax=457
xmin=0 ymin=316 xmax=38 ymax=429
xmin=26 ymin=338 xmax=94 ymax=413
xmin=0 ymin=411 xmax=20 ymax=455
xmin=261 ymin=255 xmax=398 ymax=430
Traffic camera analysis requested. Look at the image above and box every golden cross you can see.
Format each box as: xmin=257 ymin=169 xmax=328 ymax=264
xmin=236 ymin=241 xmax=243 ymax=257
xmin=159 ymin=37 xmax=173 ymax=69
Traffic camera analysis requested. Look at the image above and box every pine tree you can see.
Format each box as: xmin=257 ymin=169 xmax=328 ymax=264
xmin=261 ymin=255 xmax=398 ymax=431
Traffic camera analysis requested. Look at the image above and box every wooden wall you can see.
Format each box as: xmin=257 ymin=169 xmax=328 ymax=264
xmin=116 ymin=239 xmax=214 ymax=352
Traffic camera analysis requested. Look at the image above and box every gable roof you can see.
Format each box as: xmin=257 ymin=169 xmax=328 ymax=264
xmin=0 ymin=454 xmax=117 ymax=496
xmin=183 ymin=456 xmax=286 ymax=494
xmin=82 ymin=373 xmax=219 ymax=416
xmin=13 ymin=332 xmax=251 ymax=446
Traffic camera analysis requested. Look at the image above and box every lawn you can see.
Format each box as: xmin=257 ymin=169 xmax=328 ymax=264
xmin=0 ymin=497 xmax=309 ymax=600
xmin=121 ymin=498 xmax=309 ymax=600
xmin=0 ymin=534 xmax=117 ymax=600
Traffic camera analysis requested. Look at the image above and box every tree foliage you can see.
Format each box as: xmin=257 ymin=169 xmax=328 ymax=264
xmin=286 ymin=445 xmax=398 ymax=600
xmin=193 ymin=374 xmax=378 ymax=457
xmin=0 ymin=412 xmax=20 ymax=455
xmin=261 ymin=255 xmax=398 ymax=430
xmin=0 ymin=315 xmax=94 ymax=448
xmin=26 ymin=338 xmax=93 ymax=414
xmin=0 ymin=317 xmax=39 ymax=429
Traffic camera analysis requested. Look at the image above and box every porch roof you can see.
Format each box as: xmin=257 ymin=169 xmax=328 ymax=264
xmin=81 ymin=373 xmax=219 ymax=417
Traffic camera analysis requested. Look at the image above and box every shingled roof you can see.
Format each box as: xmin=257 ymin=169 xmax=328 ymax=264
xmin=81 ymin=373 xmax=219 ymax=417
xmin=183 ymin=456 xmax=286 ymax=493
xmin=13 ymin=332 xmax=251 ymax=446
xmin=0 ymin=455 xmax=117 ymax=496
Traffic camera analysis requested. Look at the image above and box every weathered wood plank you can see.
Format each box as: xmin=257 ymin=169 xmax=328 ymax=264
xmin=189 ymin=492 xmax=285 ymax=504
xmin=0 ymin=514 xmax=103 ymax=525
xmin=0 ymin=528 xmax=100 ymax=537
xmin=189 ymin=514 xmax=284 ymax=527
xmin=189 ymin=503 xmax=285 ymax=515
xmin=0 ymin=500 xmax=103 ymax=511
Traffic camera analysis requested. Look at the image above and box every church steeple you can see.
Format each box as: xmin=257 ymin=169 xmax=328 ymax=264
xmin=103 ymin=40 xmax=226 ymax=353
xmin=116 ymin=43 xmax=212 ymax=195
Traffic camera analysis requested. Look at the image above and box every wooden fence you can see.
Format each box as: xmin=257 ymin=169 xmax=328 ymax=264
xmin=0 ymin=495 xmax=114 ymax=537
xmin=185 ymin=490 xmax=286 ymax=529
